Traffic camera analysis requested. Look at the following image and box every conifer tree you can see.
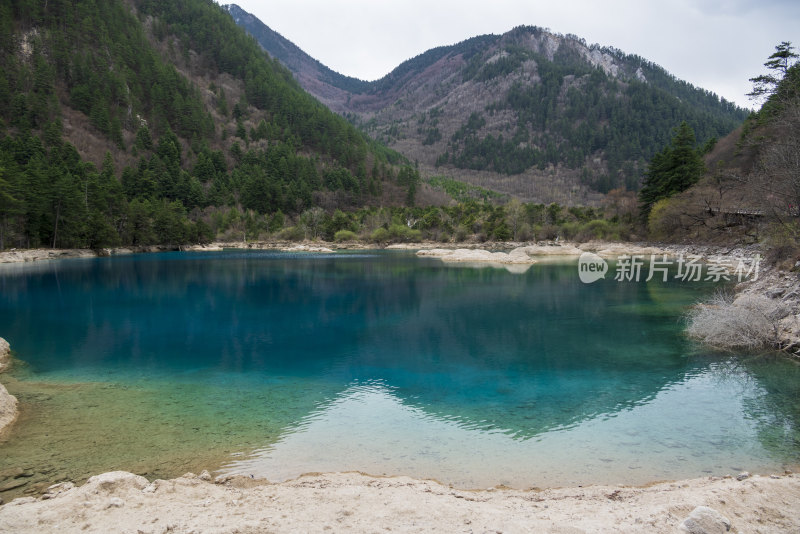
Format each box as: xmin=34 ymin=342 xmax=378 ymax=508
xmin=639 ymin=122 xmax=705 ymax=217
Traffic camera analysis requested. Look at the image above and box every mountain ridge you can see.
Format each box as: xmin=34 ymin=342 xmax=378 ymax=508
xmin=226 ymin=4 xmax=748 ymax=204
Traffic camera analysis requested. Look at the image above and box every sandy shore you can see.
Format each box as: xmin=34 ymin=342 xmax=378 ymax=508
xmin=0 ymin=470 xmax=797 ymax=533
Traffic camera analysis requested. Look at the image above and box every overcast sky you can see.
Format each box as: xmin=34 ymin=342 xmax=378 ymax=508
xmin=224 ymin=0 xmax=799 ymax=110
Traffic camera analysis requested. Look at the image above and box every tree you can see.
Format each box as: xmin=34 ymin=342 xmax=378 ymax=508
xmin=639 ymin=122 xmax=705 ymax=218
xmin=396 ymin=165 xmax=420 ymax=207
xmin=506 ymin=198 xmax=525 ymax=241
xmin=748 ymin=41 xmax=799 ymax=103
xmin=0 ymin=167 xmax=23 ymax=250
xmin=299 ymin=207 xmax=325 ymax=240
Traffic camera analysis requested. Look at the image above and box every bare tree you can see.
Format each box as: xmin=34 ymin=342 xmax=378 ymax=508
xmin=506 ymin=198 xmax=525 ymax=241
xmin=299 ymin=207 xmax=325 ymax=240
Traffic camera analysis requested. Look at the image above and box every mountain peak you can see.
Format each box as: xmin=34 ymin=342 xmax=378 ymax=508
xmin=229 ymin=8 xmax=747 ymax=203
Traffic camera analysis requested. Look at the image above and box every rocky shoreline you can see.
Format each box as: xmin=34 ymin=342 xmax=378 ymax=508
xmin=0 ymin=238 xmax=767 ymax=261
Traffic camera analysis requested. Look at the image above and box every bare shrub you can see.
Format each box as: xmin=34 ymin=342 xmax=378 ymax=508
xmin=686 ymin=291 xmax=791 ymax=350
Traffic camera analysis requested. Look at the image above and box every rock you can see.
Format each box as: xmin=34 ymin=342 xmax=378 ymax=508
xmin=0 ymin=478 xmax=28 ymax=492
xmin=766 ymin=287 xmax=785 ymax=298
xmin=0 ymin=383 xmax=18 ymax=437
xmin=104 ymin=497 xmax=125 ymax=509
xmin=415 ymin=248 xmax=454 ymax=258
xmin=0 ymin=467 xmax=25 ymax=480
xmin=84 ymin=471 xmax=149 ymax=494
xmin=736 ymin=472 xmax=750 ymax=481
xmin=199 ymin=470 xmax=212 ymax=482
xmin=183 ymin=244 xmax=224 ymax=252
xmin=0 ymin=337 xmax=10 ymax=372
xmin=214 ymin=474 xmax=232 ymax=485
xmin=41 ymin=482 xmax=75 ymax=500
xmin=679 ymin=506 xmax=731 ymax=534
xmin=416 ymin=247 xmax=539 ymax=265
xmin=280 ymin=244 xmax=334 ymax=253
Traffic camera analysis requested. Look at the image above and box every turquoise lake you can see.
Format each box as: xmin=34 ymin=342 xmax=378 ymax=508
xmin=0 ymin=250 xmax=798 ymax=496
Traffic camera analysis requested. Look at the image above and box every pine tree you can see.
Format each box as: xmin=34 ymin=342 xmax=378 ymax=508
xmin=639 ymin=122 xmax=705 ymax=217
xmin=748 ymin=41 xmax=799 ymax=103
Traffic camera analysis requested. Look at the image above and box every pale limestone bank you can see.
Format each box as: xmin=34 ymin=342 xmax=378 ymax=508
xmin=415 ymin=242 xmax=668 ymax=265
xmin=0 ymin=246 xmax=182 ymax=264
xmin=0 ymin=337 xmax=17 ymax=437
xmin=181 ymin=243 xmax=224 ymax=252
xmin=0 ymin=471 xmax=797 ymax=533
xmin=0 ymin=248 xmax=97 ymax=263
xmin=417 ymin=247 xmax=541 ymax=264
xmin=0 ymin=337 xmax=10 ymax=373
xmin=279 ymin=244 xmax=335 ymax=253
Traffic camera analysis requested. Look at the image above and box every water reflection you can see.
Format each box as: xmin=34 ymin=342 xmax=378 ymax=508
xmin=221 ymin=371 xmax=784 ymax=488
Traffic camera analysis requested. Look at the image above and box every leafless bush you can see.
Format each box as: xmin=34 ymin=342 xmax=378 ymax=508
xmin=686 ymin=290 xmax=791 ymax=350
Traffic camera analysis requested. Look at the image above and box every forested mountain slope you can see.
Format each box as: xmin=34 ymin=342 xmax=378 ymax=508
xmin=228 ymin=5 xmax=748 ymax=203
xmin=0 ymin=0 xmax=408 ymax=250
xmin=645 ymin=54 xmax=800 ymax=251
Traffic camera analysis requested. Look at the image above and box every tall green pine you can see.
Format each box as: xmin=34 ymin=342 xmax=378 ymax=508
xmin=638 ymin=121 xmax=705 ymax=217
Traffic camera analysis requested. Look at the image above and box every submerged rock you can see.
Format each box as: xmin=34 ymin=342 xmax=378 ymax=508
xmin=0 ymin=467 xmax=26 ymax=480
xmin=0 ymin=478 xmax=28 ymax=492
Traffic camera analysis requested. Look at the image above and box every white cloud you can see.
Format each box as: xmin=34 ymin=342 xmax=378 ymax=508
xmin=226 ymin=0 xmax=800 ymax=108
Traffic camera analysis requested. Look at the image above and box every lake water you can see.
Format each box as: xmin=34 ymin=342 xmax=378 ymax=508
xmin=0 ymin=250 xmax=798 ymax=497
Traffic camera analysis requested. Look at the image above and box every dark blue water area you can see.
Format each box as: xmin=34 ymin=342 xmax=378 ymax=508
xmin=1 ymin=250 xmax=798 ymax=488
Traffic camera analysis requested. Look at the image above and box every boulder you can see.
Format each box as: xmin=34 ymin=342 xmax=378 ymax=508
xmin=0 ymin=383 xmax=18 ymax=436
xmin=0 ymin=337 xmax=10 ymax=372
xmin=679 ymin=506 xmax=731 ymax=533
xmin=84 ymin=471 xmax=149 ymax=495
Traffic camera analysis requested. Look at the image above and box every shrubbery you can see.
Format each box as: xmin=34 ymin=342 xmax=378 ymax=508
xmin=685 ymin=291 xmax=791 ymax=350
xmin=333 ymin=230 xmax=358 ymax=242
xmin=370 ymin=224 xmax=422 ymax=243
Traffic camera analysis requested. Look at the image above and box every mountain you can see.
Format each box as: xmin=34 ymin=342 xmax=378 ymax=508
xmin=227 ymin=5 xmax=749 ymax=204
xmin=0 ymin=0 xmax=410 ymax=250
xmin=223 ymin=4 xmax=369 ymax=99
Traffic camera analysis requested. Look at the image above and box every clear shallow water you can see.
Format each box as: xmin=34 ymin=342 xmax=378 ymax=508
xmin=0 ymin=250 xmax=798 ymax=496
